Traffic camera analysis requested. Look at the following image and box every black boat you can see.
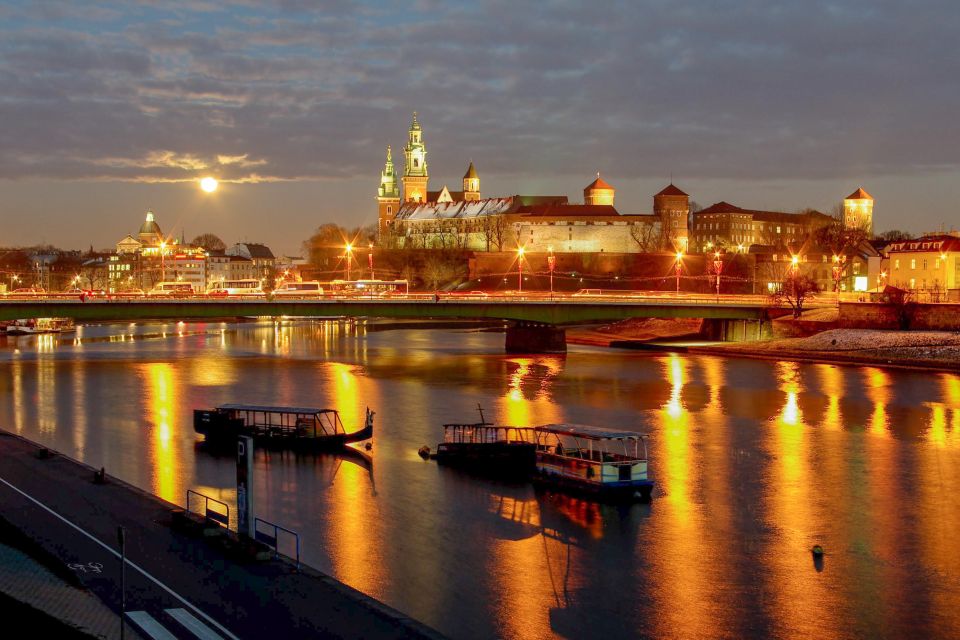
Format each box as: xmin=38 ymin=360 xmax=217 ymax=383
xmin=194 ymin=404 xmax=373 ymax=451
xmin=435 ymin=406 xmax=536 ymax=480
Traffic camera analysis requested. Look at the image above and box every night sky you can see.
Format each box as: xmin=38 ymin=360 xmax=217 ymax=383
xmin=1 ymin=1 xmax=957 ymax=254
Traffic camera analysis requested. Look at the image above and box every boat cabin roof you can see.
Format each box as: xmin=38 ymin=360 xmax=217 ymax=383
xmin=218 ymin=404 xmax=337 ymax=416
xmin=535 ymin=424 xmax=646 ymax=441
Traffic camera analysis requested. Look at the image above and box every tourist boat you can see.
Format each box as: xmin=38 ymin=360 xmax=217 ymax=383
xmin=4 ymin=318 xmax=76 ymax=335
xmin=532 ymin=424 xmax=654 ymax=502
xmin=435 ymin=407 xmax=537 ymax=480
xmin=194 ymin=404 xmax=374 ymax=451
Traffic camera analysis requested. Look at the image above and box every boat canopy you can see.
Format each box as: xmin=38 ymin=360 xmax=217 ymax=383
xmin=218 ymin=404 xmax=337 ymax=416
xmin=534 ymin=424 xmax=646 ymax=441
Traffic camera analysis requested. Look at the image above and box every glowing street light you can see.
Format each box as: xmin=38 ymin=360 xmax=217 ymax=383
xmin=547 ymin=246 xmax=556 ymax=298
xmin=345 ymin=243 xmax=353 ymax=281
xmin=790 ymin=254 xmax=800 ymax=300
xmin=368 ymin=242 xmax=375 ymax=280
xmin=160 ymin=241 xmax=167 ymax=281
xmin=674 ymin=251 xmax=683 ymax=294
xmin=517 ymin=246 xmax=525 ymax=292
xmin=713 ymin=251 xmax=723 ymax=301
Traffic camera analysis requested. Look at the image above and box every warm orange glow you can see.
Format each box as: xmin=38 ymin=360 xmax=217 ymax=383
xmin=200 ymin=176 xmax=218 ymax=192
xmin=517 ymin=246 xmax=525 ymax=257
xmin=791 ymin=255 xmax=799 ymax=266
xmin=142 ymin=362 xmax=180 ymax=503
xmin=675 ymin=251 xmax=683 ymax=261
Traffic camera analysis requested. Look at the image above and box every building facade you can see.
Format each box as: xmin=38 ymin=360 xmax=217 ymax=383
xmin=886 ymin=234 xmax=960 ymax=300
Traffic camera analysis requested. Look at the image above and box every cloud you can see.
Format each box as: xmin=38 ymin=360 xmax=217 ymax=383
xmin=0 ymin=0 xmax=957 ymax=187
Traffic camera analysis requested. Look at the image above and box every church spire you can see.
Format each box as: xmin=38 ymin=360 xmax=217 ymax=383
xmin=402 ymin=111 xmax=428 ymax=202
xmin=378 ymin=145 xmax=399 ymax=199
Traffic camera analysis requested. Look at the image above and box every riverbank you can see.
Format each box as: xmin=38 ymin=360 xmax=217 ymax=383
xmin=567 ymin=318 xmax=703 ymax=347
xmin=689 ymin=328 xmax=960 ymax=372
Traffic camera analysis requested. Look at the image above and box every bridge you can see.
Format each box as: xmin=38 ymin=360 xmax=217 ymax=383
xmin=0 ymin=293 xmax=798 ymax=352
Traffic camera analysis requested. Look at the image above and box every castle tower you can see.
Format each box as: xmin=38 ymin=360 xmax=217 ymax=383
xmin=463 ymin=162 xmax=480 ymax=201
xmin=377 ymin=146 xmax=401 ymax=237
xmin=843 ymin=187 xmax=874 ymax=237
xmin=654 ymin=183 xmax=690 ymax=251
xmin=584 ymin=173 xmax=615 ymax=206
xmin=402 ymin=111 xmax=428 ymax=203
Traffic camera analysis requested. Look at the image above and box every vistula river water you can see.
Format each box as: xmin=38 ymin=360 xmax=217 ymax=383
xmin=1 ymin=319 xmax=959 ymax=639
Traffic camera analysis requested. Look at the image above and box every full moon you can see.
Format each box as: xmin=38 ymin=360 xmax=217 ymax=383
xmin=200 ymin=177 xmax=218 ymax=193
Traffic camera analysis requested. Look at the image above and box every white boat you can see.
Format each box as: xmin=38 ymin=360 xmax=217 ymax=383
xmin=533 ymin=424 xmax=654 ymax=502
xmin=5 ymin=318 xmax=75 ymax=335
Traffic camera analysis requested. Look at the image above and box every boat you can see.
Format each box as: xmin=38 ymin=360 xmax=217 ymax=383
xmin=194 ymin=404 xmax=374 ymax=451
xmin=5 ymin=318 xmax=75 ymax=335
xmin=532 ymin=424 xmax=654 ymax=502
xmin=435 ymin=406 xmax=537 ymax=480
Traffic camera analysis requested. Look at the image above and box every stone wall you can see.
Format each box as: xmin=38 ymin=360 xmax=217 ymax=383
xmin=839 ymin=302 xmax=960 ymax=330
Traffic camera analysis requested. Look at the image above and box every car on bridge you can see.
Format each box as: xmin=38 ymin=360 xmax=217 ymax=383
xmin=148 ymin=282 xmax=195 ymax=297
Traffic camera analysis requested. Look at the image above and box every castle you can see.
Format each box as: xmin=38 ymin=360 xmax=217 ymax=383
xmin=376 ymin=113 xmax=874 ymax=254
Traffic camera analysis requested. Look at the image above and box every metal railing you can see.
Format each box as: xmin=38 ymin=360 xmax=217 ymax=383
xmin=185 ymin=489 xmax=229 ymax=528
xmin=254 ymin=517 xmax=300 ymax=570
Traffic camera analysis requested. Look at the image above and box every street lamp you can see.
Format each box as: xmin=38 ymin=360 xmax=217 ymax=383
xmin=547 ymin=246 xmax=556 ymax=298
xmin=517 ymin=246 xmax=525 ymax=292
xmin=160 ymin=241 xmax=167 ymax=281
xmin=345 ymin=243 xmax=353 ymax=281
xmin=674 ymin=251 xmax=683 ymax=294
xmin=832 ymin=254 xmax=846 ymax=304
xmin=713 ymin=251 xmax=723 ymax=301
xmin=790 ymin=254 xmax=800 ymax=300
xmin=368 ymin=243 xmax=375 ymax=280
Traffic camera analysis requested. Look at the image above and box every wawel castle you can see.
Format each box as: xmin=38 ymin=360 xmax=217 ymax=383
xmin=376 ymin=113 xmax=874 ymax=256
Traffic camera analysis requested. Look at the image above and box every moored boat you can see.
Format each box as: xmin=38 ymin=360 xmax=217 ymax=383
xmin=532 ymin=424 xmax=653 ymax=502
xmin=435 ymin=421 xmax=537 ymax=480
xmin=5 ymin=318 xmax=75 ymax=335
xmin=194 ymin=404 xmax=374 ymax=451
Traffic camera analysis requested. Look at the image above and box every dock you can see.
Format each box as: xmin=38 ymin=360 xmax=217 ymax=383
xmin=0 ymin=429 xmax=443 ymax=640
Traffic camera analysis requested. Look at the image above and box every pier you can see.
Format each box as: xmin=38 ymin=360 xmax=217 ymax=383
xmin=0 ymin=429 xmax=443 ymax=640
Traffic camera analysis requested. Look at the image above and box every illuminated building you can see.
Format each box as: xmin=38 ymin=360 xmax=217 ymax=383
xmin=691 ymin=203 xmax=833 ymax=253
xmin=401 ymin=112 xmax=429 ymax=204
xmin=886 ymin=234 xmax=960 ymax=301
xmin=844 ymin=187 xmax=874 ymax=237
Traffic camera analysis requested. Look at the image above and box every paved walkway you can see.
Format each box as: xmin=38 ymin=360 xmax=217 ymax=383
xmin=0 ymin=430 xmax=444 ymax=640
xmin=0 ymin=541 xmax=145 ymax=639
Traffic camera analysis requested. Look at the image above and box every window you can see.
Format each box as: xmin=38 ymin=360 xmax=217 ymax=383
xmin=853 ymin=262 xmax=860 ymax=275
xmin=935 ymin=258 xmax=941 ymax=269
xmin=910 ymin=278 xmax=916 ymax=289
xmin=911 ymin=259 xmax=916 ymax=270
xmin=923 ymin=259 xmax=928 ymax=270
xmin=777 ymin=226 xmax=781 ymax=233
xmin=895 ymin=259 xmax=900 ymax=270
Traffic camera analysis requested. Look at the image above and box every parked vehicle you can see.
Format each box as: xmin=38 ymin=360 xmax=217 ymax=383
xmin=147 ymin=282 xmax=195 ymax=296
xmin=272 ymin=281 xmax=325 ymax=298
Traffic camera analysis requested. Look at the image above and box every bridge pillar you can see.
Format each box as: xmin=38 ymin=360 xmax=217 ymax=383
xmin=505 ymin=322 xmax=567 ymax=354
xmin=700 ymin=318 xmax=770 ymax=342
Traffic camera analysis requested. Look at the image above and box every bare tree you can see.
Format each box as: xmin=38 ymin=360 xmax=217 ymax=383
xmin=191 ymin=233 xmax=226 ymax=252
xmin=480 ymin=215 xmax=508 ymax=252
xmin=770 ymin=268 xmax=819 ymax=318
xmin=877 ymin=229 xmax=914 ymax=242
xmin=422 ymin=255 xmax=453 ymax=290
xmin=630 ymin=221 xmax=660 ymax=252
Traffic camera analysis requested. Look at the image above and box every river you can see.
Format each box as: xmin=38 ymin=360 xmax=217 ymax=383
xmin=1 ymin=319 xmax=958 ymax=639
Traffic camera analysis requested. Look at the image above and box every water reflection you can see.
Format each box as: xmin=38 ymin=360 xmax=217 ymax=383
xmin=0 ymin=323 xmax=959 ymax=639
xmin=140 ymin=362 xmax=181 ymax=503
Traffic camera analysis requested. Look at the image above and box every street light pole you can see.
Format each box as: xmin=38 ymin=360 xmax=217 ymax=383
xmin=517 ymin=247 xmax=524 ymax=292
xmin=345 ymin=244 xmax=353 ymax=281
xmin=675 ymin=251 xmax=683 ymax=294
xmin=547 ymin=246 xmax=556 ymax=299
xmin=713 ymin=251 xmax=723 ymax=301
xmin=369 ymin=243 xmax=375 ymax=280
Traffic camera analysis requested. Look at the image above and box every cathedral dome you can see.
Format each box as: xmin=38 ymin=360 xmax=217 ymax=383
xmin=139 ymin=211 xmax=162 ymax=236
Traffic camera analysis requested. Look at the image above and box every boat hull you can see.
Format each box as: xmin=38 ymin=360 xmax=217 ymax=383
xmin=193 ymin=409 xmax=372 ymax=451
xmin=435 ymin=442 xmax=536 ymax=480
xmin=533 ymin=470 xmax=654 ymax=503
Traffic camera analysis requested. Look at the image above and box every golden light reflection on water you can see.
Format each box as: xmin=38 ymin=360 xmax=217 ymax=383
xmin=816 ymin=364 xmax=844 ymax=430
xmin=649 ymin=354 xmax=714 ymax=638
xmin=324 ymin=360 xmax=384 ymax=597
xmin=863 ymin=367 xmax=892 ymax=437
xmin=762 ymin=360 xmax=843 ymax=637
xmin=140 ymin=362 xmax=181 ymax=503
xmin=189 ymin=354 xmax=237 ymax=387
xmin=497 ymin=357 xmax=563 ymax=426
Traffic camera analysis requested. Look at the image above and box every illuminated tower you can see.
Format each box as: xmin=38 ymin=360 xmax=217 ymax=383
xmin=584 ymin=173 xmax=615 ymax=206
xmin=402 ymin=111 xmax=429 ymax=203
xmin=843 ymin=187 xmax=874 ymax=237
xmin=377 ymin=146 xmax=401 ymax=236
xmin=463 ymin=162 xmax=480 ymax=201
xmin=654 ymin=183 xmax=690 ymax=251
